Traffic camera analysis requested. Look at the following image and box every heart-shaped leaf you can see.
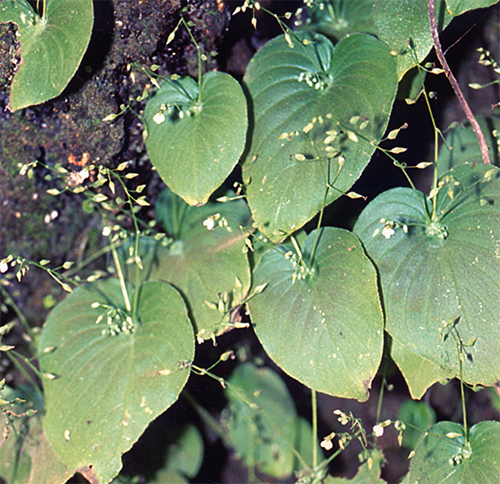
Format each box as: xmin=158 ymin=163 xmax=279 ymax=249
xmin=39 ymin=279 xmax=194 ymax=484
xmin=408 ymin=421 xmax=500 ymax=483
xmin=354 ymin=163 xmax=500 ymax=396
xmin=242 ymin=32 xmax=397 ymax=242
xmin=248 ymin=227 xmax=383 ymax=400
xmin=123 ymin=188 xmax=251 ymax=341
xmin=0 ymin=0 xmax=94 ymax=111
xmin=145 ymin=71 xmax=247 ymax=205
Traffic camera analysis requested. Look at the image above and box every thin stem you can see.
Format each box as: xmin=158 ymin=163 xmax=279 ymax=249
xmin=181 ymin=16 xmax=203 ymax=102
xmin=413 ymin=53 xmax=440 ymax=218
xmin=455 ymin=335 xmax=469 ymax=443
xmin=376 ymin=377 xmax=386 ymax=425
xmin=111 ymin=242 xmax=131 ymax=313
xmin=311 ymin=389 xmax=318 ymax=468
xmin=0 ymin=286 xmax=34 ymax=347
xmin=192 ymin=364 xmax=310 ymax=470
xmin=290 ymin=235 xmax=304 ymax=264
xmin=183 ymin=390 xmax=229 ymax=443
xmin=112 ymin=170 xmax=143 ymax=319
xmin=5 ymin=351 xmax=43 ymax=398
xmin=427 ymin=0 xmax=490 ymax=165
xmin=308 ymin=185 xmax=328 ymax=266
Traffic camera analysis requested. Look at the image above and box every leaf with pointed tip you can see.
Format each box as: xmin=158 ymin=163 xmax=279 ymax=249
xmin=408 ymin=421 xmax=500 ymax=483
xmin=248 ymin=227 xmax=383 ymax=400
xmin=354 ymin=163 xmax=500 ymax=396
xmin=145 ymin=71 xmax=247 ymax=205
xmin=0 ymin=0 xmax=94 ymax=111
xmin=242 ymin=32 xmax=397 ymax=243
xmin=40 ymin=279 xmax=194 ymax=484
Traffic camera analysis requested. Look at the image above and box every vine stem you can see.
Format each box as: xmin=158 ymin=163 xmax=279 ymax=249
xmin=427 ymin=0 xmax=490 ymax=165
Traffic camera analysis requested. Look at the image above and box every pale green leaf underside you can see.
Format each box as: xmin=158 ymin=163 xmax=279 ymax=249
xmin=40 ymin=279 xmax=194 ymax=484
xmin=408 ymin=421 xmax=500 ymax=484
xmin=242 ymin=32 xmax=397 ymax=243
xmin=354 ymin=163 xmax=500 ymax=392
xmin=248 ymin=227 xmax=383 ymax=400
xmin=0 ymin=0 xmax=94 ymax=111
xmin=145 ymin=71 xmax=247 ymax=206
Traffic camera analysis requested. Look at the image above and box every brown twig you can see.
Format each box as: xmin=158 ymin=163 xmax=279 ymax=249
xmin=427 ymin=0 xmax=491 ymax=164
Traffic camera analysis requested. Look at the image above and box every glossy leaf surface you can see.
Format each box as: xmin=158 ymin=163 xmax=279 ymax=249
xmin=40 ymin=279 xmax=194 ymax=484
xmin=248 ymin=228 xmax=383 ymax=400
xmin=354 ymin=164 xmax=500 ymax=397
xmin=408 ymin=421 xmax=500 ymax=483
xmin=243 ymin=32 xmax=397 ymax=242
xmin=145 ymin=71 xmax=247 ymax=205
xmin=0 ymin=0 xmax=93 ymax=111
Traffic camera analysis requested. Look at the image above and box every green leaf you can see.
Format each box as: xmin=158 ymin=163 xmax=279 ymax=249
xmin=445 ymin=0 xmax=500 ymax=17
xmin=149 ymin=469 xmax=189 ymax=484
xmin=354 ymin=163 xmax=500 ymax=395
xmin=223 ymin=363 xmax=298 ymax=478
xmin=390 ymin=338 xmax=451 ymax=399
xmin=123 ymin=188 xmax=251 ymax=341
xmin=373 ymin=0 xmax=452 ymax=80
xmin=398 ymin=400 xmax=435 ymax=450
xmin=303 ymin=0 xmax=376 ymax=41
xmin=0 ymin=413 xmax=73 ymax=484
xmin=324 ymin=449 xmax=385 ymax=483
xmin=295 ymin=417 xmax=323 ymax=472
xmin=408 ymin=421 xmax=500 ymax=483
xmin=161 ymin=424 xmax=203 ymax=479
xmin=39 ymin=279 xmax=194 ymax=484
xmin=145 ymin=71 xmax=247 ymax=205
xmin=0 ymin=0 xmax=94 ymax=111
xmin=438 ymin=116 xmax=500 ymax=177
xmin=0 ymin=385 xmax=70 ymax=484
xmin=248 ymin=227 xmax=384 ymax=400
xmin=242 ymin=32 xmax=397 ymax=242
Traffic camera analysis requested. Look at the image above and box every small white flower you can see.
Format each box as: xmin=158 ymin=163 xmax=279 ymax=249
xmin=203 ymin=217 xmax=215 ymax=231
xmin=382 ymin=226 xmax=395 ymax=239
xmin=320 ymin=438 xmax=333 ymax=451
xmin=373 ymin=424 xmax=384 ymax=437
xmin=153 ymin=112 xmax=165 ymax=124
